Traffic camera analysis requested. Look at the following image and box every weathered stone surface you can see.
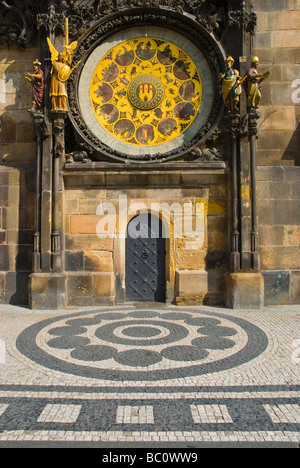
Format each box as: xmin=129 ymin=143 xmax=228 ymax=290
xmin=176 ymin=270 xmax=208 ymax=296
xmin=291 ymin=270 xmax=300 ymax=304
xmin=260 ymin=246 xmax=300 ymax=270
xmin=176 ymin=294 xmax=205 ymax=306
xmin=259 ymin=225 xmax=288 ymax=247
xmin=84 ymin=251 xmax=113 ymax=272
xmin=65 ymin=251 xmax=84 ymax=271
xmin=93 ymin=272 xmax=115 ymax=298
xmin=262 ymin=270 xmax=291 ymax=305
xmin=206 ymin=251 xmax=227 ymax=270
xmin=287 ymin=225 xmax=300 ymax=245
xmin=225 ymin=273 xmax=265 ymax=309
xmin=70 ymin=215 xmax=116 ymax=235
xmin=29 ymin=273 xmax=67 ymax=310
xmin=67 ymin=273 xmax=93 ymax=297
xmin=195 ymin=198 xmax=227 ymax=216
xmin=257 ymin=180 xmax=291 ymax=200
xmin=65 ymin=199 xmax=78 ymax=215
xmin=0 ymin=246 xmax=9 ymax=271
xmin=65 ymin=235 xmax=114 ymax=251
xmin=256 ymin=167 xmax=286 ymax=181
xmin=0 ymin=273 xmax=5 ymax=303
xmin=0 ymin=231 xmax=6 ymax=245
xmin=258 ymin=200 xmax=300 ymax=225
xmin=176 ymin=250 xmax=206 ymax=270
xmin=272 ymin=29 xmax=300 ymax=48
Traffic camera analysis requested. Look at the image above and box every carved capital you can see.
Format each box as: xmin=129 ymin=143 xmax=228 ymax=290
xmin=248 ymin=110 xmax=261 ymax=138
xmin=31 ymin=112 xmax=45 ymax=138
xmin=228 ymin=2 xmax=257 ymax=35
xmin=224 ymin=113 xmax=241 ymax=138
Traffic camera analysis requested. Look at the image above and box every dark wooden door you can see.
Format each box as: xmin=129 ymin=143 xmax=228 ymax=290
xmin=126 ymin=214 xmax=165 ymax=302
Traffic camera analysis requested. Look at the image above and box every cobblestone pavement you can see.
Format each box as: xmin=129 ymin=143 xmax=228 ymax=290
xmin=0 ymin=303 xmax=299 ymax=448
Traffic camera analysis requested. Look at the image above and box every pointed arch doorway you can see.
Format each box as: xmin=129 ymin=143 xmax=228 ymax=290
xmin=125 ymin=213 xmax=166 ymax=303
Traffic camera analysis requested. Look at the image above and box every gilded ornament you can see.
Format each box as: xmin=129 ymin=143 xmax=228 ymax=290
xmin=90 ymin=37 xmax=202 ymax=147
xmin=47 ymin=18 xmax=81 ymax=112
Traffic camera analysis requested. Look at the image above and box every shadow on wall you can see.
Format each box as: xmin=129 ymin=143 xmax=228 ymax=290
xmin=282 ymin=121 xmax=300 ymax=166
xmin=0 ymin=56 xmax=37 ymax=306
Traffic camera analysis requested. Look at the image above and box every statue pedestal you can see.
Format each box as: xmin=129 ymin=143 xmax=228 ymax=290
xmin=28 ymin=273 xmax=67 ymax=310
xmin=225 ymin=272 xmax=264 ymax=309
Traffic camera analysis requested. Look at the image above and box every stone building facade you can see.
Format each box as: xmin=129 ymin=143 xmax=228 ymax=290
xmin=0 ymin=0 xmax=299 ymax=309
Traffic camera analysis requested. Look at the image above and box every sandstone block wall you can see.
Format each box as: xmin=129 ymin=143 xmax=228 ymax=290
xmin=64 ymin=173 xmax=228 ymax=306
xmin=0 ymin=49 xmax=37 ymax=304
xmin=253 ymin=0 xmax=300 ymax=304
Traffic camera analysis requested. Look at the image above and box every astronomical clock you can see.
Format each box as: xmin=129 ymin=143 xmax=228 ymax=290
xmin=68 ymin=11 xmax=224 ymax=163
xmin=90 ymin=37 xmax=202 ymax=148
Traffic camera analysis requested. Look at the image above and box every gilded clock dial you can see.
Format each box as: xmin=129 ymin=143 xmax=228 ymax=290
xmin=90 ymin=37 xmax=203 ymax=147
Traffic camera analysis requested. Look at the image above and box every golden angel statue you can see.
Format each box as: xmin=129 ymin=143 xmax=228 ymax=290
xmin=47 ymin=19 xmax=81 ymax=112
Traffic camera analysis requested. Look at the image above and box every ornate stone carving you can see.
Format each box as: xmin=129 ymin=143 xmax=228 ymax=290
xmin=65 ymin=150 xmax=91 ymax=164
xmin=1 ymin=1 xmax=256 ymax=50
xmin=0 ymin=0 xmax=37 ymax=48
xmin=228 ymin=1 xmax=257 ymax=36
xmin=52 ymin=112 xmax=67 ymax=158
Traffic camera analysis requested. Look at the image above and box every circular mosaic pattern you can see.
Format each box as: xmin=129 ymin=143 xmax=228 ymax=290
xmin=16 ymin=308 xmax=268 ymax=381
xmin=90 ymin=37 xmax=202 ymax=147
xmin=95 ymin=320 xmax=189 ymax=347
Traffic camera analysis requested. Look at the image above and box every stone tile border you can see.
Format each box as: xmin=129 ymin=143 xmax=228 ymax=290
xmin=0 ymin=430 xmax=299 ymax=443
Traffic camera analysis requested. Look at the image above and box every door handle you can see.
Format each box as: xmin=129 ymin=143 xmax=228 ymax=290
xmin=142 ymin=249 xmax=149 ymax=259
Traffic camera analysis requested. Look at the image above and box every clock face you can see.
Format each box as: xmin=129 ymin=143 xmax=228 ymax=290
xmin=89 ymin=38 xmax=203 ymax=148
xmin=77 ymin=26 xmax=215 ymax=160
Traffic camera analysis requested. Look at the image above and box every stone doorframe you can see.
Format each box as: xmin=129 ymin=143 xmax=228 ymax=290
xmin=114 ymin=207 xmax=176 ymax=304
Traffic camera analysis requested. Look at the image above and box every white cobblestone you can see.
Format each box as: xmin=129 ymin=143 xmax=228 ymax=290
xmin=37 ymin=404 xmax=82 ymax=423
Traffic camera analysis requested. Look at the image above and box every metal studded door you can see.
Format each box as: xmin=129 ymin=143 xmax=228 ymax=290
xmin=126 ymin=214 xmax=166 ymax=302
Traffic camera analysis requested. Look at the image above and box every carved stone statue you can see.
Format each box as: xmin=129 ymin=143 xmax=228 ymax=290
xmin=65 ymin=150 xmax=91 ymax=164
xmin=25 ymin=60 xmax=44 ymax=113
xmin=246 ymin=56 xmax=270 ymax=111
xmin=220 ymin=56 xmax=242 ymax=113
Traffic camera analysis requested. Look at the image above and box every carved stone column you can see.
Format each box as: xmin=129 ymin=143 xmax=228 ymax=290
xmin=224 ymin=60 xmax=264 ymax=309
xmin=51 ymin=111 xmax=67 ymax=272
xmin=28 ymin=111 xmax=67 ymax=309
xmin=248 ymin=110 xmax=261 ymax=272
xmin=31 ymin=112 xmax=45 ymax=273
xmin=225 ymin=113 xmax=241 ymax=274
